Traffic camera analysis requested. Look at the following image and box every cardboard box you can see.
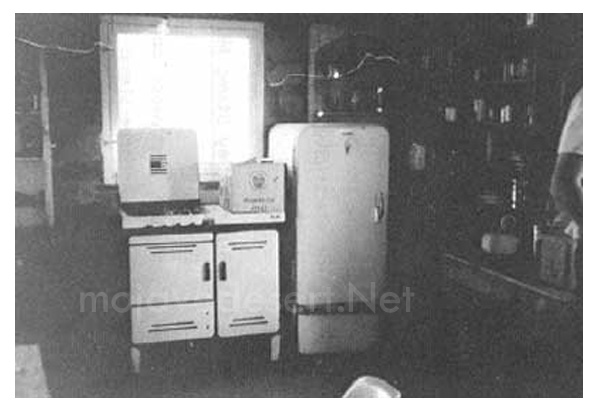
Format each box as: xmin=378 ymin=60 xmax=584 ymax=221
xmin=220 ymin=160 xmax=285 ymax=213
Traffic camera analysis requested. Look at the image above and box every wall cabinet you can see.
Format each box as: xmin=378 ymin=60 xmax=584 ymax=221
xmin=128 ymin=230 xmax=280 ymax=372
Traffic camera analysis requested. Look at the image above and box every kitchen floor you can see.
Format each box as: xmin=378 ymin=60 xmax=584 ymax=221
xmin=15 ymin=206 xmax=582 ymax=397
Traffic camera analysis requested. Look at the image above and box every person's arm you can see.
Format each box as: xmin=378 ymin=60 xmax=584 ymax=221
xmin=550 ymin=152 xmax=583 ymax=226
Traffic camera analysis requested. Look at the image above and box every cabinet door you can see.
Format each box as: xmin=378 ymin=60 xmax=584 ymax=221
xmin=129 ymin=233 xmax=214 ymax=306
xmin=216 ymin=230 xmax=279 ymax=337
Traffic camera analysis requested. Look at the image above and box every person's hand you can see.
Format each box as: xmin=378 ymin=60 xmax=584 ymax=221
xmin=564 ymin=220 xmax=582 ymax=240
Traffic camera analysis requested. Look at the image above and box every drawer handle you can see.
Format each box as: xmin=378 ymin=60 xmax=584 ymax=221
xmin=219 ymin=261 xmax=227 ymax=281
xmin=203 ymin=262 xmax=211 ymax=282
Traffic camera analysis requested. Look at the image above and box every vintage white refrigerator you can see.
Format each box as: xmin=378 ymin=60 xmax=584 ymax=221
xmin=269 ymin=123 xmax=389 ymax=354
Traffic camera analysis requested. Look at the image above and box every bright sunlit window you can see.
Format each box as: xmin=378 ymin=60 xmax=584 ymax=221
xmin=100 ymin=16 xmax=264 ymax=184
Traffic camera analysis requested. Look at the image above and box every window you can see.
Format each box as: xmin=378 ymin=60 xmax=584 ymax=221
xmin=100 ymin=16 xmax=264 ymax=184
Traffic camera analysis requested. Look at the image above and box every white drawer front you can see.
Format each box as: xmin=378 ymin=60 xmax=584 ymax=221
xmin=132 ymin=302 xmax=214 ymax=344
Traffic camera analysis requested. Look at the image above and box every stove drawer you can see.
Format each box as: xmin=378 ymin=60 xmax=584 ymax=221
xmin=132 ymin=302 xmax=214 ymax=344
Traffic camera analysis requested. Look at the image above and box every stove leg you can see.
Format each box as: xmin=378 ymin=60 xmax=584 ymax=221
xmin=131 ymin=345 xmax=141 ymax=374
xmin=270 ymin=334 xmax=281 ymax=362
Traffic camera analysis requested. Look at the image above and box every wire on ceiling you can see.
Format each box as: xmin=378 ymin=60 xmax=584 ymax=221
xmin=16 ymin=37 xmax=113 ymax=54
xmin=267 ymin=52 xmax=403 ymax=88
xmin=16 ymin=36 xmax=404 ymax=88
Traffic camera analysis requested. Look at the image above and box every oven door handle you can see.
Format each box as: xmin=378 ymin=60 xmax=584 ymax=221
xmin=218 ymin=261 xmax=227 ymax=281
xmin=203 ymin=262 xmax=211 ymax=282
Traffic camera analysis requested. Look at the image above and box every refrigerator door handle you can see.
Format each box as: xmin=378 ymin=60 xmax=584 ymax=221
xmin=374 ymin=192 xmax=385 ymax=223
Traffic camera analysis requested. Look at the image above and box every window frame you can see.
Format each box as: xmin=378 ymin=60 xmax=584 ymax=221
xmin=99 ymin=15 xmax=264 ymax=185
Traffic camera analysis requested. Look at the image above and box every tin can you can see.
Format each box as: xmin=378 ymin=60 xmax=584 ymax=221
xmin=474 ymin=99 xmax=485 ymax=122
xmin=500 ymin=105 xmax=512 ymax=123
xmin=445 ymin=106 xmax=457 ymax=122
xmin=525 ymin=104 xmax=534 ymax=126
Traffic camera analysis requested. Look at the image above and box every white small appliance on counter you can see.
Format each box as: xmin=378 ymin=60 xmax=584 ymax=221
xmin=117 ymin=128 xmax=200 ymax=205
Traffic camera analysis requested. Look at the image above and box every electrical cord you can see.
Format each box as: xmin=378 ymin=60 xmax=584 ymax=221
xmin=268 ymin=52 xmax=403 ymax=88
xmin=16 ymin=35 xmax=403 ymax=88
xmin=16 ymin=36 xmax=113 ymax=54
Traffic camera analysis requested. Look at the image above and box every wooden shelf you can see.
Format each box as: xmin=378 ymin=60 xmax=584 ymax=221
xmin=15 ymin=111 xmax=41 ymax=117
xmin=16 ymin=156 xmax=43 ymax=162
xmin=313 ymin=110 xmax=386 ymax=123
xmin=468 ymin=122 xmax=538 ymax=131
xmin=471 ymin=79 xmax=534 ymax=87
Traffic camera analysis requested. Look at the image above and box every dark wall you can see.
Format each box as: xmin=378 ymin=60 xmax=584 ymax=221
xmin=15 ymin=14 xmax=314 ymax=220
xmin=15 ymin=13 xmax=414 ymax=165
xmin=17 ymin=14 xmax=106 ymax=221
xmin=15 ymin=13 xmax=419 ymax=222
xmin=15 ymin=14 xmax=582 ymax=226
xmin=16 ymin=14 xmax=102 ymax=166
